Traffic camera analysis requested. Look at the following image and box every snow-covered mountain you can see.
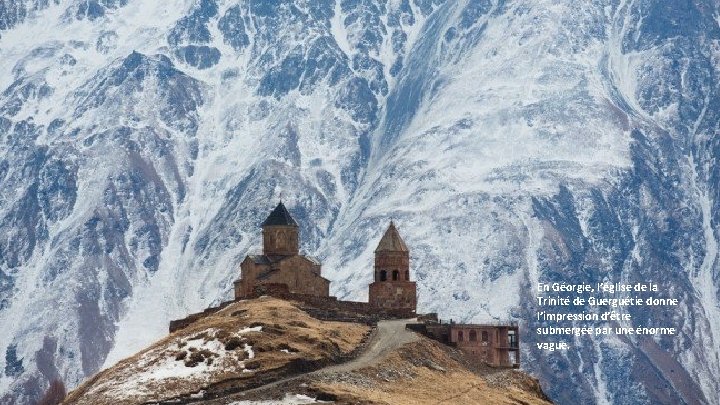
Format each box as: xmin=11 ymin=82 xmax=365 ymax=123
xmin=0 ymin=0 xmax=719 ymax=404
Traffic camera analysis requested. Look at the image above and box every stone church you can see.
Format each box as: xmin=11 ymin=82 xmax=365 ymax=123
xmin=232 ymin=203 xmax=417 ymax=315
xmin=233 ymin=202 xmax=331 ymax=299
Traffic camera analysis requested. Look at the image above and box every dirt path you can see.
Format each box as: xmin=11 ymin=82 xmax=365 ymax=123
xmin=319 ymin=318 xmax=418 ymax=374
xmin=199 ymin=319 xmax=417 ymax=404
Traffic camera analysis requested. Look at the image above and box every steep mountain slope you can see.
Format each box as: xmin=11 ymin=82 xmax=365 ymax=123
xmin=0 ymin=0 xmax=719 ymax=404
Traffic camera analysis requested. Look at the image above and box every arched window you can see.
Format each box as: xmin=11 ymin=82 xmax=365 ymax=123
xmin=481 ymin=331 xmax=489 ymax=342
xmin=392 ymin=270 xmax=399 ymax=280
xmin=275 ymin=231 xmax=286 ymax=248
xmin=469 ymin=330 xmax=477 ymax=341
xmin=405 ymin=270 xmax=409 ymax=280
xmin=380 ymin=270 xmax=387 ymax=281
xmin=457 ymin=330 xmax=464 ymax=341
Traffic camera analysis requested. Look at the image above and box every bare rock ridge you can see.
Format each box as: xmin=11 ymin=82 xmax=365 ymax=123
xmin=63 ymin=297 xmax=551 ymax=405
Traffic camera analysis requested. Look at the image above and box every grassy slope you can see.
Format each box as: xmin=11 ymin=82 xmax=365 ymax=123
xmin=63 ymin=297 xmax=369 ymax=405
xmin=311 ymin=339 xmax=553 ymax=405
xmin=64 ymin=297 xmax=552 ymax=404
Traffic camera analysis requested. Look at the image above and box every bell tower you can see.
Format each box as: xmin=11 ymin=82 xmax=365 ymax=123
xmin=261 ymin=202 xmax=299 ymax=256
xmin=368 ymin=221 xmax=417 ymax=313
xmin=373 ymin=221 xmax=410 ymax=282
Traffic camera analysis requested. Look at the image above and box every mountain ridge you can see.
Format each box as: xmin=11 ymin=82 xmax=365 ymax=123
xmin=0 ymin=1 xmax=719 ymax=404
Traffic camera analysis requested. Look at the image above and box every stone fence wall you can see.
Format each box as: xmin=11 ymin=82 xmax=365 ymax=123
xmin=169 ymin=283 xmax=415 ymax=333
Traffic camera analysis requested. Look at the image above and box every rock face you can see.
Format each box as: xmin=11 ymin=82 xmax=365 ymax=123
xmin=0 ymin=1 xmax=718 ymax=404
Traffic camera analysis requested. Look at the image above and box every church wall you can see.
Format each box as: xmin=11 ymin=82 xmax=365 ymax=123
xmin=261 ymin=267 xmax=329 ymax=297
xmin=374 ymin=252 xmax=410 ymax=281
xmin=236 ymin=255 xmax=329 ymax=298
xmin=262 ymin=225 xmax=299 ymax=256
xmin=235 ymin=260 xmax=266 ymax=299
xmin=368 ymin=281 xmax=417 ymax=311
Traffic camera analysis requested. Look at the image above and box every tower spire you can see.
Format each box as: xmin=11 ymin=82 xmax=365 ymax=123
xmin=261 ymin=202 xmax=299 ymax=256
xmin=375 ymin=221 xmax=408 ymax=252
xmin=261 ymin=201 xmax=298 ymax=227
xmin=368 ymin=220 xmax=416 ymax=313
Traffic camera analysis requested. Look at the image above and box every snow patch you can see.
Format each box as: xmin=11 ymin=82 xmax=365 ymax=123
xmin=229 ymin=393 xmax=329 ymax=404
xmin=330 ymin=0 xmax=353 ymax=58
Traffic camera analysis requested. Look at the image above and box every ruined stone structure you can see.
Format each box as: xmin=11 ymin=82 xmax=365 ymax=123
xmin=407 ymin=321 xmax=520 ymax=368
xmin=233 ymin=202 xmax=330 ymax=299
xmin=449 ymin=323 xmax=519 ymax=367
xmin=368 ymin=222 xmax=417 ymax=313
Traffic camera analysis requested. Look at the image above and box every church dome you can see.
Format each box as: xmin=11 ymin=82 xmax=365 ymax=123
xmin=261 ymin=202 xmax=298 ymax=227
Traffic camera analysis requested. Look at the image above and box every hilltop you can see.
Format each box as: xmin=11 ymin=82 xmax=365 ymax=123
xmin=63 ymin=297 xmax=550 ymax=404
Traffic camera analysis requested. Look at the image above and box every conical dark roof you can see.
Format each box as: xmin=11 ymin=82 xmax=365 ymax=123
xmin=375 ymin=221 xmax=408 ymax=252
xmin=261 ymin=202 xmax=298 ymax=227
